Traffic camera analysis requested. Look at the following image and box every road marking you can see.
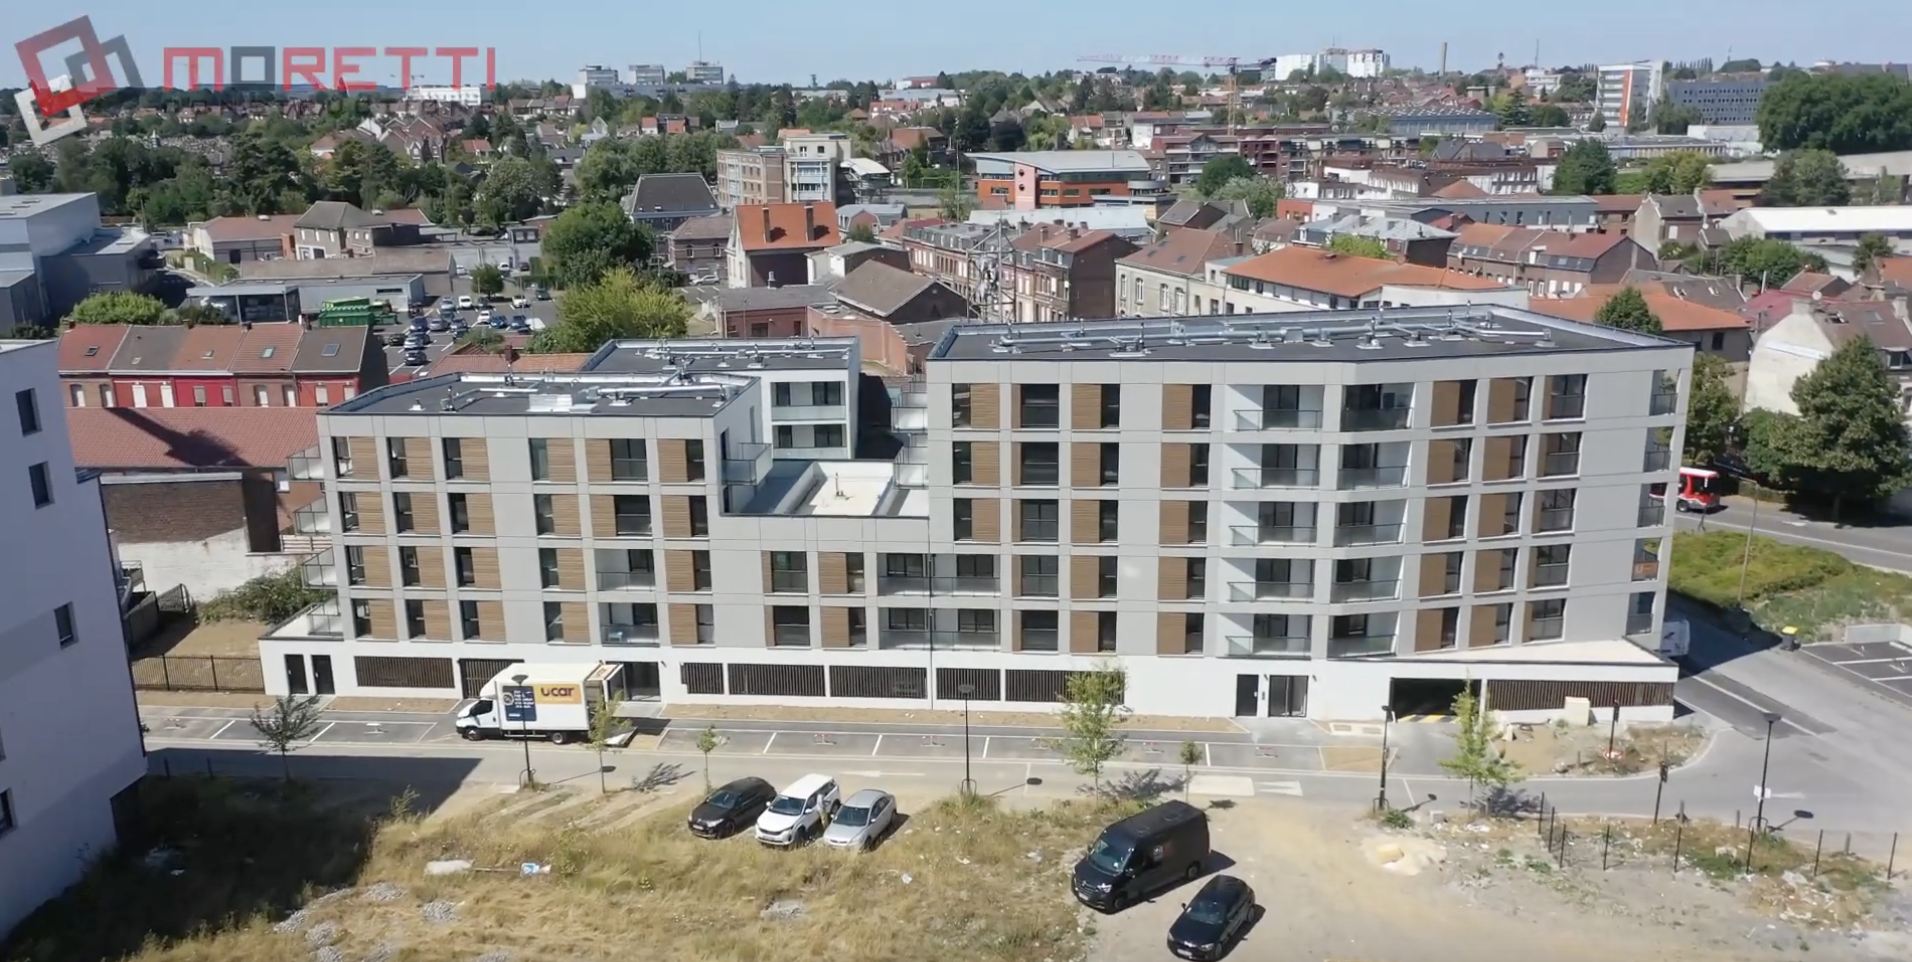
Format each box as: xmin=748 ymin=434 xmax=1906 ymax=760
xmin=1188 ymin=775 xmax=1255 ymax=797
xmin=306 ymin=722 xmax=335 ymax=744
xmin=1258 ymin=780 xmax=1304 ymax=797
xmin=871 ymin=734 xmax=883 ymax=757
xmin=1681 ymin=675 xmax=1819 ymax=734
xmin=1402 ymin=778 xmax=1420 ymax=804
xmin=211 ymin=720 xmax=237 ymax=739
xmin=761 ymin=732 xmax=777 ymax=754
xmin=1205 ymin=742 xmax=1213 ymax=768
xmin=841 ymin=770 xmax=924 ymax=778
xmin=1828 ymin=657 xmax=1912 ymax=667
xmin=981 ymin=735 xmax=991 ymax=759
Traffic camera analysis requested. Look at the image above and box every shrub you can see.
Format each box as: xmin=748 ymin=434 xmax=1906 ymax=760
xmin=1667 ymin=531 xmax=1853 ymax=608
xmin=200 ymin=569 xmax=329 ymax=624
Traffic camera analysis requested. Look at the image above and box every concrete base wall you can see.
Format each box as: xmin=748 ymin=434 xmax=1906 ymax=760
xmin=118 ymin=529 xmax=299 ymax=599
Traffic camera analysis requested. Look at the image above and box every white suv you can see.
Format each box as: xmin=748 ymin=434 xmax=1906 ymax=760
xmin=754 ymin=774 xmax=841 ymax=847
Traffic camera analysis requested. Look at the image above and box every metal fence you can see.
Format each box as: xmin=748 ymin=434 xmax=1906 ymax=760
xmin=131 ymin=655 xmax=265 ymax=693
xmin=1530 ymin=794 xmax=1900 ymax=882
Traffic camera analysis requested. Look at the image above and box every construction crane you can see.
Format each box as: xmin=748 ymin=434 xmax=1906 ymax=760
xmin=1078 ymin=54 xmax=1275 ymax=135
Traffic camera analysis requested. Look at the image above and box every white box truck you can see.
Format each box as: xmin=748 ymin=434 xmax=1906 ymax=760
xmin=455 ymin=662 xmax=626 ymax=744
xmin=1658 ymin=619 xmax=1691 ymax=660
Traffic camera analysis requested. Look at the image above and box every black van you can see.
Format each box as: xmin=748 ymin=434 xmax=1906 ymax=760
xmin=1072 ymin=800 xmax=1211 ymax=912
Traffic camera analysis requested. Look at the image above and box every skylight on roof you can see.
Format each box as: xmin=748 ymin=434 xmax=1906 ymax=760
xmin=322 ymin=344 xmax=341 ymax=357
xmin=203 ymin=350 xmax=214 ymax=359
xmin=261 ymin=347 xmax=276 ymax=358
xmin=84 ymin=346 xmax=98 ymax=356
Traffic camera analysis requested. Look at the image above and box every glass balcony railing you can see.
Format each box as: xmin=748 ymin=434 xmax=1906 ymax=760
xmin=288 ymin=446 xmax=324 ymax=480
xmin=1230 ymin=467 xmax=1319 ymax=490
xmin=596 ymin=571 xmax=658 ymax=590
xmin=1227 ymin=581 xmax=1313 ymax=602
xmin=1533 ymin=568 xmax=1570 ymax=588
xmin=299 ymin=554 xmax=336 ymax=587
xmin=771 ymin=403 xmax=848 ymax=422
xmin=603 ymin=626 xmax=661 ymax=645
xmin=1229 ymin=524 xmax=1315 ymax=546
xmin=307 ymin=600 xmax=343 ymax=637
xmin=1333 ymin=523 xmax=1403 ymax=547
xmin=1626 ymin=612 xmax=1655 ymax=636
xmin=1545 ymin=396 xmax=1587 ymax=421
xmin=1650 ymin=393 xmax=1679 ymax=416
xmin=1330 ymin=580 xmax=1400 ymax=603
xmin=1541 ymin=452 xmax=1581 ymax=477
xmin=1328 ymin=635 xmax=1396 ymax=658
xmin=1225 ymin=635 xmax=1310 ymax=657
xmin=1644 ymin=450 xmax=1673 ymax=472
xmin=291 ymin=502 xmax=331 ymax=535
xmin=879 ymin=629 xmax=1002 ymax=650
xmin=1342 ymin=408 xmax=1411 ymax=431
xmin=1638 ymin=503 xmax=1667 ymax=527
xmin=1337 ymin=466 xmax=1408 ymax=489
xmin=1234 ymin=409 xmax=1324 ymax=430
xmin=876 ymin=575 xmax=1002 ymax=596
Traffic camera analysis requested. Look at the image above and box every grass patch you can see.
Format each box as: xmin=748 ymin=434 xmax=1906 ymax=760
xmin=1583 ymin=818 xmax=1889 ymax=927
xmin=1669 ymin=530 xmax=1912 ymax=639
xmin=5 ymin=778 xmax=1144 ymax=962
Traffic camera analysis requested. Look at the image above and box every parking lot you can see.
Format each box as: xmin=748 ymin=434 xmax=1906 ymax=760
xmin=383 ymin=277 xmax=563 ymax=377
xmin=141 ymin=707 xmax=450 ymax=746
xmin=1800 ymin=639 xmax=1912 ymax=709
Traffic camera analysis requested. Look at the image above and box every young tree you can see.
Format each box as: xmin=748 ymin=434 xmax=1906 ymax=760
xmin=1853 ymin=233 xmax=1895 ymax=277
xmin=586 ymin=697 xmax=623 ymax=794
xmin=250 ymin=694 xmax=326 ymax=781
xmin=528 ymin=267 xmax=690 ymax=353
xmin=1758 ymin=149 xmax=1851 ymax=207
xmin=695 ymin=724 xmax=721 ymax=791
xmin=68 ymin=291 xmax=171 ymax=326
xmin=1782 ymin=336 xmax=1912 ymax=519
xmin=1592 ymin=285 xmax=1662 ymax=333
xmin=1684 ymin=353 xmax=1740 ymax=464
xmin=1056 ymin=661 xmax=1131 ymax=797
xmin=1552 ymin=139 xmax=1616 ymax=195
xmin=1194 ymin=155 xmax=1254 ymax=197
xmin=846 ymin=221 xmax=878 ymax=244
xmin=937 ymin=185 xmax=974 ymax=221
xmin=470 ymin=263 xmax=505 ymax=299
xmin=1177 ymin=740 xmax=1203 ymax=800
xmin=1325 ymin=234 xmax=1391 ymax=260
xmin=1438 ymin=684 xmax=1522 ymax=808
xmin=541 ymin=202 xmax=654 ymax=288
xmin=1209 ymin=175 xmax=1283 ymax=219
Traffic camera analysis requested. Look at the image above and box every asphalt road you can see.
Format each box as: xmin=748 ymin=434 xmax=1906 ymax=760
xmin=1675 ymin=498 xmax=1912 ymax=572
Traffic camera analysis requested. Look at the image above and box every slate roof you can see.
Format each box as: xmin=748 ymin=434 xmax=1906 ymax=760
xmin=295 ymin=201 xmax=386 ymax=231
xmin=1119 ymin=228 xmax=1242 ymax=279
xmin=623 ymin=173 xmax=720 ymax=217
xmin=834 ymin=262 xmax=939 ymax=317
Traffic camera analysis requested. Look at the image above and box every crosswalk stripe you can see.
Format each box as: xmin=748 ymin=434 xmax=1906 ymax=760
xmin=1257 ymin=780 xmax=1304 ymax=797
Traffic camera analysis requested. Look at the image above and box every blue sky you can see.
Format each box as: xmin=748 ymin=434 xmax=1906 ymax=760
xmin=6 ymin=0 xmax=1905 ymax=89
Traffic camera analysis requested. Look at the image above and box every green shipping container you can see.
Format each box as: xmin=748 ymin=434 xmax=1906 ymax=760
xmin=316 ymin=297 xmax=397 ymax=327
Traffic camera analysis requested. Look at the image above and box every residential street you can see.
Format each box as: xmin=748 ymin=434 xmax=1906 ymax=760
xmin=1675 ymin=497 xmax=1912 ymax=572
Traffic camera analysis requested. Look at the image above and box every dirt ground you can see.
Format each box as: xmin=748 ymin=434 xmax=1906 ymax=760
xmin=1088 ymin=802 xmax=1911 ymax=962
xmin=1499 ymin=720 xmax=1708 ymax=777
xmin=134 ymin=618 xmax=267 ymax=657
xmin=136 ymin=691 xmax=278 ymax=710
xmin=663 ymin=701 xmax=1241 ymax=733
xmin=325 ymin=697 xmax=461 ymax=713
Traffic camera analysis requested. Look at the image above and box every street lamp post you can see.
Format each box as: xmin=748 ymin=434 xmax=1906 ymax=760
xmin=1746 ymin=711 xmax=1782 ymax=872
xmin=1376 ymin=706 xmax=1395 ymax=811
xmin=512 ymin=672 xmax=535 ymax=788
xmin=1607 ymin=699 xmax=1621 ymax=756
xmin=957 ymin=683 xmax=976 ymax=796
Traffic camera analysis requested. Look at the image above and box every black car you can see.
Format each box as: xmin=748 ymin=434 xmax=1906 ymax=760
xmin=687 ymin=777 xmax=776 ymax=838
xmin=1166 ymin=874 xmax=1255 ymax=961
xmin=402 ymin=349 xmax=428 ymax=367
xmin=384 ymin=331 xmax=408 ymax=346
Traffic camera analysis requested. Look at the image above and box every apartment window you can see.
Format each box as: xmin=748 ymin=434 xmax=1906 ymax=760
xmin=1190 ymin=443 xmax=1211 ymax=486
xmin=686 ymin=440 xmax=706 ymax=481
xmin=251 ymin=385 xmax=269 ymax=406
xmin=352 ymin=601 xmax=371 ymax=636
xmin=457 ymin=600 xmax=481 ymax=638
xmin=1099 ymin=385 xmax=1121 ymax=428
xmin=1650 ymin=371 xmax=1680 ymax=416
xmin=27 ymin=462 xmax=52 ymax=507
xmin=689 ymin=496 xmax=709 ymax=536
xmin=770 ymin=606 xmax=811 ymax=646
xmin=1453 ymin=379 xmax=1478 ymax=425
xmin=533 ymin=494 xmax=556 ymax=535
xmin=1444 ymin=437 xmax=1473 ymax=484
xmin=101 ymin=384 xmax=114 ymax=407
xmin=1098 ymin=443 xmax=1119 ymax=485
xmin=1537 ymin=488 xmax=1577 ymax=532
xmin=1187 ymin=558 xmax=1208 ymax=599
xmin=15 ymin=389 xmax=40 ymax=434
xmin=447 ymin=493 xmax=471 ymax=534
xmin=610 ymin=439 xmax=647 ymax=481
xmin=540 ymin=548 xmax=560 ymax=588
xmin=838 ymin=551 xmax=863 ymax=592
xmin=529 ymin=438 xmax=551 ymax=481
xmin=1512 ymin=377 xmax=1533 ymax=417
xmin=1494 ymin=548 xmax=1519 ymax=590
xmin=1529 ymin=598 xmax=1566 ymax=640
xmin=1188 ymin=501 xmax=1210 ymax=543
xmin=1019 ymin=384 xmax=1060 ymax=428
xmin=1486 ymin=603 xmax=1513 ymax=644
xmin=69 ymin=384 xmax=83 ymax=407
xmin=1645 ymin=430 xmax=1673 ymax=472
xmin=339 ymin=492 xmax=360 ymax=532
xmin=1019 ymin=442 xmax=1059 ymax=486
xmin=1436 ymin=608 xmax=1460 ymax=649
xmin=770 ymin=552 xmax=808 ymax=593
xmin=696 ymin=604 xmax=720 ymax=644
xmin=1191 ymin=385 xmax=1212 ymax=428
xmin=315 ymin=385 xmax=329 ymax=405
xmin=1540 ymin=433 xmax=1581 ymax=477
xmin=1533 ymin=544 xmax=1571 ymax=588
xmin=692 ymin=550 xmax=714 ymax=590
xmin=952 ymin=384 xmax=974 ymax=427
xmin=442 ymin=438 xmax=464 ymax=479
xmin=393 ymin=493 xmax=415 ymax=533
xmin=455 ymin=547 xmax=477 ymax=587
xmin=1498 ymin=493 xmax=1523 ymax=537
xmin=1627 ymin=591 xmax=1656 ymax=635
xmin=1019 ymin=555 xmax=1059 ymax=597
xmin=612 ymin=495 xmax=651 ymax=536
xmin=1097 ymin=500 xmax=1119 ymax=542
xmin=543 ymin=602 xmax=565 ymax=641
xmin=54 ymin=602 xmax=76 ymax=647
xmin=397 ymin=546 xmax=421 ymax=586
xmin=1020 ymin=610 xmax=1060 ymax=652
xmin=191 ymin=385 xmax=206 ymax=407
xmin=405 ymin=600 xmax=427 ymax=639
xmin=1096 ymin=555 xmax=1118 ymax=597
xmin=284 ymin=385 xmax=296 ymax=407
xmin=1097 ymin=611 xmax=1117 ymax=651
xmin=1546 ymin=374 xmax=1587 ymax=420
xmin=336 ymin=544 xmax=365 ymax=586
xmin=1019 ymin=499 xmax=1059 ymax=542
xmin=332 ymin=437 xmax=354 ymax=476
xmin=1183 ymin=612 xmax=1205 ymax=653
xmin=954 ymin=499 xmax=976 ymax=541
xmin=1435 ymin=552 xmax=1464 ymax=596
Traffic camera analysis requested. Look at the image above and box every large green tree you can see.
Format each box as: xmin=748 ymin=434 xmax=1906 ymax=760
xmin=1592 ymin=285 xmax=1662 ymax=333
xmin=1325 ymin=234 xmax=1390 ymax=260
xmin=1853 ymin=234 xmax=1895 ymax=276
xmin=1684 ymin=353 xmax=1739 ymax=464
xmin=1758 ymin=148 xmax=1851 ymax=207
xmin=474 ymin=156 xmax=559 ymax=228
xmin=1209 ymin=175 xmax=1283 ymax=219
xmin=540 ymin=202 xmax=654 ymax=289
xmin=224 ymin=131 xmax=310 ymax=215
xmin=1552 ymin=139 xmax=1617 ymax=195
xmin=527 ymin=268 xmax=690 ymax=353
xmin=1641 ymin=151 xmax=1714 ymax=194
xmin=67 ymin=291 xmax=171 ymax=326
xmin=1195 ymin=155 xmax=1254 ymax=197
xmin=1708 ymin=236 xmax=1827 ymax=287
xmin=1757 ymin=72 xmax=1912 ymax=155
xmin=1761 ymin=337 xmax=1912 ymax=516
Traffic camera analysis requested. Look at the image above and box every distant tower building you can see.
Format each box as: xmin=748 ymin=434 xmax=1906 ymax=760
xmin=686 ymin=61 xmax=725 ymax=85
xmin=1596 ymin=61 xmax=1666 ymax=130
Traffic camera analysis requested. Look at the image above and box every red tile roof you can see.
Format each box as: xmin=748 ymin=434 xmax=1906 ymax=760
xmin=420 ymin=351 xmax=592 ymax=375
xmin=1227 ymin=247 xmax=1511 ymax=299
xmin=58 ymin=326 xmax=130 ymax=373
xmin=1531 ymin=286 xmax=1751 ymax=333
xmin=1431 ymin=180 xmax=1488 ymax=199
xmin=735 ymin=202 xmax=841 ymax=252
xmin=1878 ymin=256 xmax=1912 ymax=290
xmin=65 ymin=407 xmax=318 ymax=471
xmin=172 ymin=325 xmax=246 ymax=372
xmin=230 ymin=325 xmax=305 ymax=374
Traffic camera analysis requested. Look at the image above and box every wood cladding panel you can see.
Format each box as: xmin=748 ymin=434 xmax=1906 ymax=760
xmin=665 ymin=550 xmax=699 ymax=593
xmin=354 ymin=493 xmax=386 ymax=534
xmin=537 ymin=437 xmax=577 ymax=483
xmin=1476 ymin=493 xmax=1508 ymax=538
xmin=1470 ymin=605 xmax=1504 ymax=647
xmin=1071 ymin=384 xmax=1101 ymax=429
xmin=1487 ymin=378 xmax=1526 ymax=424
xmin=659 ymin=439 xmax=691 ymax=484
xmin=555 ymin=548 xmax=586 ymax=590
xmin=469 ymin=547 xmax=502 ymax=590
xmin=818 ymin=552 xmax=849 ymax=595
xmin=1415 ymin=608 xmax=1450 ymax=652
xmin=1419 ymin=553 xmax=1457 ymax=598
xmin=1070 ymin=555 xmax=1100 ymax=599
xmin=1158 ymin=500 xmax=1188 ymax=546
xmin=557 ymin=601 xmax=590 ymax=644
xmin=346 ymin=438 xmax=378 ymax=478
xmin=590 ymin=495 xmax=618 ymax=538
xmin=364 ymin=599 xmax=396 ymax=639
xmin=358 ymin=546 xmax=391 ymax=588
xmin=1070 ymin=442 xmax=1101 ymax=489
xmin=1157 ymin=557 xmax=1189 ymax=601
xmin=1162 ymin=384 xmax=1194 ymax=431
xmin=460 ymin=439 xmax=491 ymax=481
xmin=584 ymin=440 xmax=613 ymax=483
xmin=968 ymin=384 xmax=1000 ymax=430
xmin=547 ymin=495 xmax=581 ymax=537
xmin=820 ymin=607 xmax=853 ymax=649
xmin=407 ymin=493 xmax=440 ymax=535
xmin=668 ymin=603 xmax=702 ymax=645
xmin=465 ymin=493 xmax=495 ymax=535
xmin=396 ymin=437 xmax=436 ymax=480
xmin=661 ymin=496 xmax=693 ymax=538
xmin=1431 ymin=380 xmax=1466 ymax=427
xmin=969 ymin=442 xmax=1000 ymax=487
xmin=415 ymin=546 xmax=445 ymax=588
xmin=1473 ymin=550 xmax=1510 ymax=593
xmin=472 ymin=601 xmax=504 ymax=640
xmin=1156 ymin=612 xmax=1189 ymax=655
xmin=1427 ymin=439 xmax=1463 ymax=485
xmin=421 ymin=600 xmax=451 ymax=640
xmin=1070 ymin=611 xmax=1101 ymax=653
xmin=1070 ymin=500 xmax=1101 ymax=545
xmin=1422 ymin=496 xmax=1453 ymax=543
xmin=966 ymin=498 xmax=1000 ymax=544
xmin=1160 ymin=443 xmax=1191 ymax=488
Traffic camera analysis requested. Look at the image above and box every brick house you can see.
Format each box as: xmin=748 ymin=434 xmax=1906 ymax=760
xmin=726 ymin=202 xmax=841 ymax=288
xmin=1004 ymin=225 xmax=1137 ymax=322
xmin=668 ymin=213 xmax=734 ymax=282
xmin=697 ymin=285 xmax=839 ymax=338
xmin=1448 ymin=223 xmax=1659 ymax=298
xmin=55 ymin=324 xmax=387 ymax=409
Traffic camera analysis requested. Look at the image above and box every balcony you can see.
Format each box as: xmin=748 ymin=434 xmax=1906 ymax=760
xmin=772 ymin=403 xmax=848 ymax=422
xmin=1229 ymin=524 xmax=1315 ymax=546
xmin=299 ymin=553 xmax=337 ymax=587
xmin=288 ymin=446 xmax=324 ymax=481
xmin=1234 ymin=409 xmax=1324 ymax=430
xmin=1228 ymin=581 xmax=1313 ymax=602
xmin=1327 ymin=635 xmax=1396 ymax=658
xmin=307 ymin=600 xmax=344 ymax=637
xmin=723 ymin=440 xmax=769 ymax=483
xmin=1337 ymin=466 xmax=1407 ymax=490
xmin=1532 ymin=567 xmax=1570 ymax=588
xmin=1017 ymin=575 xmax=1060 ymax=598
xmin=1544 ymin=395 xmax=1586 ymax=421
xmin=1225 ymin=634 xmax=1310 ymax=657
xmin=1540 ymin=452 xmax=1581 ymax=477
xmin=603 ymin=625 xmax=661 ymax=645
xmin=775 ymin=444 xmax=849 ymax=458
xmin=1633 ymin=560 xmax=1661 ymax=581
xmin=1626 ymin=610 xmax=1655 ymax=635
xmin=1342 ymin=407 xmax=1410 ymax=432
xmin=1330 ymin=580 xmax=1400 ymax=603
xmin=596 ymin=571 xmax=658 ymax=590
xmin=1230 ymin=467 xmax=1319 ymax=490
xmin=1333 ymin=523 xmax=1403 ymax=547
xmin=878 ymin=629 xmax=1002 ymax=650
xmin=1650 ymin=392 xmax=1679 ymax=416
xmin=1644 ymin=449 xmax=1673 ymax=472
xmin=877 ymin=575 xmax=1001 ymax=596
xmin=291 ymin=501 xmax=332 ymax=535
xmin=1638 ymin=502 xmax=1667 ymax=527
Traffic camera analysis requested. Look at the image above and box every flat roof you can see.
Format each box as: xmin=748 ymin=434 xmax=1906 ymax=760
xmin=1404 ymin=638 xmax=1670 ymax=666
xmin=582 ymin=337 xmax=857 ymax=375
xmin=189 ymin=283 xmax=296 ymax=297
xmin=968 ymin=150 xmax=1150 ymax=173
xmin=332 ymin=372 xmax=753 ymax=418
xmin=927 ymin=307 xmax=1678 ymax=363
xmin=0 ymin=192 xmax=93 ymax=219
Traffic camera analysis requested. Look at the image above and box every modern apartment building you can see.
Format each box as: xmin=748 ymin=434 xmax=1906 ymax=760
xmin=716 ymin=148 xmax=789 ymax=209
xmin=258 ymin=311 xmax=1685 ymax=723
xmin=0 ymin=340 xmax=147 ymax=937
xmin=1596 ymin=61 xmax=1666 ymax=130
xmin=1666 ymin=78 xmax=1770 ymax=126
xmin=685 ymin=61 xmax=726 ymax=85
xmin=969 ymin=151 xmax=1154 ymax=210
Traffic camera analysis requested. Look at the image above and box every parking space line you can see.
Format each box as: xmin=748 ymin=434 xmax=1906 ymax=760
xmin=981 ymin=735 xmax=991 ymax=758
xmin=871 ymin=734 xmax=883 ymax=756
xmin=307 ymin=722 xmax=335 ymax=744
xmin=1205 ymin=742 xmax=1213 ymax=767
xmin=1684 ymin=675 xmax=1821 ymax=734
xmin=762 ymin=732 xmax=777 ymax=754
xmin=1832 ymin=657 xmax=1912 ymax=666
xmin=211 ymin=719 xmax=238 ymax=739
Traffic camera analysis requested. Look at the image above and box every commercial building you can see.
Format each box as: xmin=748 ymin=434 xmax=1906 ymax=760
xmin=408 ymin=86 xmax=486 ymax=106
xmin=628 ymin=64 xmax=667 ymax=86
xmin=1720 ymin=206 xmax=1912 ymax=245
xmin=1595 ymin=61 xmax=1665 ymax=131
xmin=257 ymin=312 xmax=1686 ymax=723
xmin=968 ymin=151 xmax=1154 ymax=210
xmin=1666 ymin=78 xmax=1770 ymax=126
xmin=716 ymin=148 xmax=790 ymax=209
xmin=0 ymin=193 xmax=160 ymax=329
xmin=0 ymin=339 xmax=147 ymax=937
xmin=686 ymin=61 xmax=726 ymax=85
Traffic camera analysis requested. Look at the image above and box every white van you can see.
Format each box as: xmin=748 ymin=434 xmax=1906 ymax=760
xmin=754 ymin=773 xmax=842 ymax=847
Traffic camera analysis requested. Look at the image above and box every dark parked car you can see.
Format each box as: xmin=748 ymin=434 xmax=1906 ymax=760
xmin=1073 ymin=799 xmax=1210 ymax=912
xmin=687 ymin=777 xmax=776 ymax=838
xmin=1166 ymin=874 xmax=1255 ymax=960
xmin=385 ymin=331 xmax=408 ymax=346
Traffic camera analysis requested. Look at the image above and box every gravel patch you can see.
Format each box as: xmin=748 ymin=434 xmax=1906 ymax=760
xmin=422 ymin=899 xmax=461 ymax=924
xmin=304 ymin=922 xmax=340 ymax=947
xmin=361 ymin=882 xmax=408 ymax=903
xmin=271 ymin=909 xmax=311 ymax=934
xmin=313 ymin=946 xmax=344 ymax=962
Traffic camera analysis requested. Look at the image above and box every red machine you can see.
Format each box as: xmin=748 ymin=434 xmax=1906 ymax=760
xmin=1672 ymin=467 xmax=1719 ymax=512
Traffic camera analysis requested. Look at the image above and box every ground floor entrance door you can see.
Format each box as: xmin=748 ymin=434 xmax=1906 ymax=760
xmin=1234 ymin=674 xmax=1260 ymax=717
xmin=622 ymin=662 xmax=662 ymax=699
xmin=311 ymin=655 xmax=336 ymax=695
xmin=1266 ymin=674 xmax=1309 ymax=717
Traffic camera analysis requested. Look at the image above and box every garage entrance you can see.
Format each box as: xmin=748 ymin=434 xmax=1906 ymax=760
xmin=1388 ymin=677 xmax=1480 ymax=717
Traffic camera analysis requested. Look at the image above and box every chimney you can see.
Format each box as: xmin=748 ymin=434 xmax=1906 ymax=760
xmin=1233 ymin=241 xmax=1244 ymax=256
xmin=761 ymin=205 xmax=772 ymax=240
xmin=1068 ymin=228 xmax=1080 ymax=239
xmin=804 ymin=204 xmax=816 ymax=240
